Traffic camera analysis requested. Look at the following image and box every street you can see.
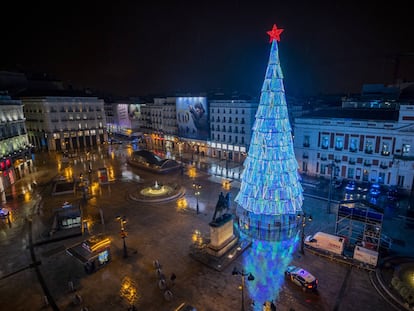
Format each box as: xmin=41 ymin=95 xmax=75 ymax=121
xmin=0 ymin=144 xmax=411 ymax=311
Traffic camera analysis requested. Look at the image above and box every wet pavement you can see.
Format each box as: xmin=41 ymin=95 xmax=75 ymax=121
xmin=0 ymin=146 xmax=413 ymax=311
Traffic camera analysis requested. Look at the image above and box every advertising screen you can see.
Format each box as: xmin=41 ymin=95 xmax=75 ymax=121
xmin=128 ymin=104 xmax=142 ymax=119
xmin=176 ymin=97 xmax=209 ymax=140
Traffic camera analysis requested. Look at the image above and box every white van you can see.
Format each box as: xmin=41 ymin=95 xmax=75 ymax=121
xmin=304 ymin=232 xmax=345 ymax=255
xmin=353 ymin=246 xmax=378 ymax=267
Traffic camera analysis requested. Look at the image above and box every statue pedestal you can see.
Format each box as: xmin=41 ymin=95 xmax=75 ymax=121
xmin=207 ymin=214 xmax=238 ymax=257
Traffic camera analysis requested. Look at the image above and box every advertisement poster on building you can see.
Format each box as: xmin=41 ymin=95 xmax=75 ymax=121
xmin=176 ymin=97 xmax=209 ymax=140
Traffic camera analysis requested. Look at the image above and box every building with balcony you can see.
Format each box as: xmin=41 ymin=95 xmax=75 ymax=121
xmin=22 ymin=91 xmax=108 ymax=151
xmin=209 ymin=97 xmax=258 ymax=162
xmin=0 ymin=92 xmax=32 ymax=201
xmin=293 ymin=92 xmax=414 ymax=193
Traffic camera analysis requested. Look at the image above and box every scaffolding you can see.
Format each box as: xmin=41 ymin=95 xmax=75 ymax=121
xmin=335 ymin=200 xmax=385 ymax=253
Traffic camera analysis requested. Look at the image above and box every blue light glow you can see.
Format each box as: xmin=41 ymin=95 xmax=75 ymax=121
xmin=244 ymin=233 xmax=300 ymax=309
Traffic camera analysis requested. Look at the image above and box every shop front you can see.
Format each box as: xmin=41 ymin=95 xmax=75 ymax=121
xmin=66 ymin=234 xmax=111 ymax=274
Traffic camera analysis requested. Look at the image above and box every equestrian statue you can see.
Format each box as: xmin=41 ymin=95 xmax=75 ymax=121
xmin=212 ymin=192 xmax=231 ymax=222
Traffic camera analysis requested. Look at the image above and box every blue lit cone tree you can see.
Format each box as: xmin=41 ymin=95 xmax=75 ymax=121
xmin=235 ymin=24 xmax=303 ymax=241
xmin=233 ymin=24 xmax=304 ymax=310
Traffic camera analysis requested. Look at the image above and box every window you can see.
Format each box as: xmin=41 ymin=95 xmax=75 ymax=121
xmin=349 ymin=157 xmax=356 ymax=164
xmin=380 ymin=161 xmax=388 ymax=169
xmin=302 ymin=161 xmax=308 ymax=172
xmin=320 ymin=163 xmax=327 ymax=174
xmin=335 ymin=137 xmax=343 ymax=150
xmin=378 ymin=172 xmax=385 ymax=184
xmin=363 ymin=159 xmax=372 ymax=166
xmin=303 ymin=135 xmax=310 ymax=147
xmin=303 ymin=151 xmax=309 ymax=159
xmin=349 ymin=138 xmax=358 ymax=152
xmin=365 ymin=140 xmax=373 ymax=154
xmin=321 ymin=136 xmax=329 ymax=149
xmin=402 ymin=144 xmax=411 ymax=155
xmin=398 ymin=175 xmax=404 ymax=187
xmin=347 ymin=167 xmax=354 ymax=179
xmin=381 ymin=142 xmax=390 ymax=156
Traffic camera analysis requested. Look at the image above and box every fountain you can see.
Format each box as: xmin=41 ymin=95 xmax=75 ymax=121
xmin=140 ymin=181 xmax=171 ymax=197
xmin=129 ymin=180 xmax=185 ymax=203
xmin=153 ymin=181 xmax=161 ymax=190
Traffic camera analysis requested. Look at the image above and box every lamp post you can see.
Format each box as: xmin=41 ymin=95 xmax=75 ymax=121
xmin=232 ymin=267 xmax=255 ymax=311
xmin=327 ymin=161 xmax=335 ymax=214
xmin=192 ymin=183 xmax=201 ymax=214
xmin=116 ymin=216 xmax=128 ymax=258
xmin=297 ymin=213 xmax=312 ymax=255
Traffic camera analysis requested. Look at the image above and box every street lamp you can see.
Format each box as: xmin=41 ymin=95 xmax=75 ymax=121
xmin=327 ymin=161 xmax=336 ymax=214
xmin=192 ymin=183 xmax=201 ymax=214
xmin=116 ymin=216 xmax=128 ymax=258
xmin=297 ymin=213 xmax=312 ymax=255
xmin=232 ymin=267 xmax=255 ymax=311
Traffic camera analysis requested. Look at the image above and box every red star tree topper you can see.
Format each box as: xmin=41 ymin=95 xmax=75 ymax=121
xmin=267 ymin=24 xmax=284 ymax=42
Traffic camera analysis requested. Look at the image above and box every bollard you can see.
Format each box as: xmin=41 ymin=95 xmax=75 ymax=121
xmin=68 ymin=281 xmax=75 ymax=292
xmin=163 ymin=290 xmax=173 ymax=301
xmin=73 ymin=293 xmax=82 ymax=305
xmin=153 ymin=259 xmax=161 ymax=269
xmin=158 ymin=279 xmax=167 ymax=290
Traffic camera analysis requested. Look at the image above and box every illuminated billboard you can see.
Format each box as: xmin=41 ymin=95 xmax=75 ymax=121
xmin=128 ymin=104 xmax=141 ymax=119
xmin=176 ymin=97 xmax=209 ymax=140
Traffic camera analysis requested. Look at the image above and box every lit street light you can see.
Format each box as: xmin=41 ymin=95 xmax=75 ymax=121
xmin=297 ymin=213 xmax=312 ymax=255
xmin=192 ymin=183 xmax=201 ymax=215
xmin=232 ymin=267 xmax=255 ymax=311
xmin=116 ymin=216 xmax=128 ymax=258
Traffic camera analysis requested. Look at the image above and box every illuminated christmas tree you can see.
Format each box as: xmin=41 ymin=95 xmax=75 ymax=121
xmin=235 ymin=24 xmax=303 ymax=240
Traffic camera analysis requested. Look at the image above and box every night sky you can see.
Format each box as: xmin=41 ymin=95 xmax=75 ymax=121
xmin=2 ymin=1 xmax=414 ymax=97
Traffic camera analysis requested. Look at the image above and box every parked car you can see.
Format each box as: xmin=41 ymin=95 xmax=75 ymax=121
xmin=387 ymin=186 xmax=399 ymax=201
xmin=0 ymin=207 xmax=10 ymax=219
xmin=345 ymin=181 xmax=356 ymax=192
xmin=284 ymin=265 xmax=318 ymax=292
xmin=357 ymin=183 xmax=369 ymax=194
xmin=369 ymin=183 xmax=381 ymax=197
